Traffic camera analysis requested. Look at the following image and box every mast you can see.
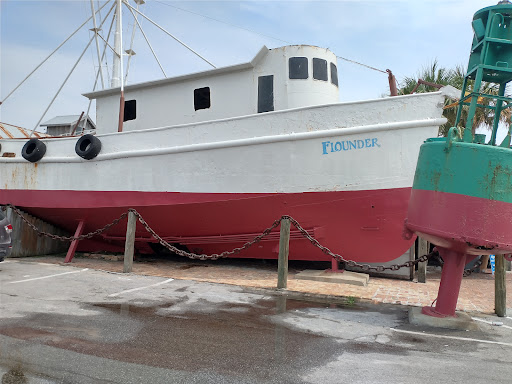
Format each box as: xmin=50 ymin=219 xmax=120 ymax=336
xmin=112 ymin=0 xmax=123 ymax=88
xmin=112 ymin=0 xmax=125 ymax=132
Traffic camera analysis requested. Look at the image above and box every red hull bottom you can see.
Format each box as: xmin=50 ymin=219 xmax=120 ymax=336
xmin=407 ymin=189 xmax=512 ymax=255
xmin=2 ymin=188 xmax=414 ymax=263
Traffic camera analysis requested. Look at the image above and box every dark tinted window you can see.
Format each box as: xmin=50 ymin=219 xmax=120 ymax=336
xmin=258 ymin=75 xmax=274 ymax=113
xmin=289 ymin=57 xmax=308 ymax=79
xmin=124 ymin=100 xmax=136 ymax=121
xmin=194 ymin=87 xmax=211 ymax=110
xmin=313 ymin=58 xmax=328 ymax=81
xmin=0 ymin=210 xmax=4 ymax=220
xmin=330 ymin=62 xmax=339 ymax=87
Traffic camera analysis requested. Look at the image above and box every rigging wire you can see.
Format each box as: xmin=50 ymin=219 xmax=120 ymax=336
xmin=126 ymin=5 xmax=167 ymax=78
xmin=84 ymin=2 xmax=118 ymax=133
xmin=30 ymin=1 xmax=116 ymax=137
xmin=0 ymin=0 xmax=113 ymax=107
xmin=152 ymin=0 xmax=291 ymax=45
xmin=123 ymin=1 xmax=216 ymax=68
xmin=124 ymin=0 xmax=144 ymax=84
xmin=30 ymin=34 xmax=97 ymax=137
xmin=336 ymin=56 xmax=387 ymax=74
xmin=90 ymin=0 xmax=106 ymax=88
xmin=151 ymin=0 xmax=387 ymax=76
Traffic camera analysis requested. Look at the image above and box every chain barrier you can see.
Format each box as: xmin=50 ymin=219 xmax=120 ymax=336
xmin=7 ymin=204 xmax=438 ymax=271
xmin=7 ymin=204 xmax=128 ymax=242
xmin=129 ymin=209 xmax=282 ymax=261
xmin=129 ymin=210 xmax=438 ymax=270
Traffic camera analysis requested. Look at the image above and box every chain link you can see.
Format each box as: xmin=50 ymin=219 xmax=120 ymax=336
xmin=131 ymin=210 xmax=437 ymax=269
xmin=7 ymin=204 xmax=437 ymax=270
xmin=281 ymin=215 xmax=437 ymax=272
xmin=7 ymin=204 xmax=128 ymax=242
xmin=129 ymin=209 xmax=282 ymax=260
xmin=463 ymin=258 xmax=483 ymax=277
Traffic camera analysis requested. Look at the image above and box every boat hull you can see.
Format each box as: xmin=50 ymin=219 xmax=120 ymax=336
xmin=4 ymin=187 xmax=414 ymax=262
xmin=0 ymin=93 xmax=447 ymax=262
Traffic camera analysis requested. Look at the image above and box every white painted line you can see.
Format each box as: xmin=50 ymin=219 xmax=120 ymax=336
xmin=108 ymin=278 xmax=174 ymax=297
xmin=391 ymin=328 xmax=512 ymax=347
xmin=507 ymin=317 xmax=512 ymax=321
xmin=473 ymin=317 xmax=512 ymax=330
xmin=8 ymin=268 xmax=89 ymax=284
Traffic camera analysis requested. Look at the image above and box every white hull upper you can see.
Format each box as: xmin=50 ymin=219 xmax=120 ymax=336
xmin=0 ymin=92 xmax=445 ymax=194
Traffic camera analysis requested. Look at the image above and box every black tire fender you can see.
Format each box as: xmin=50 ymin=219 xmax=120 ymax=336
xmin=21 ymin=138 xmax=46 ymax=162
xmin=75 ymin=134 xmax=101 ymax=160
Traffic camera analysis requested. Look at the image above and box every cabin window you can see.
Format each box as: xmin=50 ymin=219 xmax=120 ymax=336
xmin=289 ymin=57 xmax=308 ymax=79
xmin=194 ymin=87 xmax=211 ymax=110
xmin=331 ymin=62 xmax=339 ymax=87
xmin=313 ymin=58 xmax=328 ymax=81
xmin=258 ymin=75 xmax=274 ymax=113
xmin=124 ymin=99 xmax=136 ymax=121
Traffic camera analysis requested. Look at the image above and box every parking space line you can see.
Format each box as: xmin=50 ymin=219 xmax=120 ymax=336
xmin=8 ymin=268 xmax=89 ymax=284
xmin=108 ymin=278 xmax=174 ymax=297
xmin=472 ymin=317 xmax=512 ymax=330
xmin=391 ymin=328 xmax=512 ymax=347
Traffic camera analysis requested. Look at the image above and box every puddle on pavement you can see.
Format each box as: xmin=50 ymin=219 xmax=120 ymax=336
xmin=0 ymin=296 xmax=413 ymax=382
xmin=0 ymin=297 xmax=360 ymax=382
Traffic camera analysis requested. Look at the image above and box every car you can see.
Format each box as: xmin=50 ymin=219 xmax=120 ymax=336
xmin=0 ymin=209 xmax=12 ymax=262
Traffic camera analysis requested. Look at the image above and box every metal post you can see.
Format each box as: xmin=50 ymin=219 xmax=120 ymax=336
xmin=277 ymin=218 xmax=290 ymax=289
xmin=123 ymin=210 xmax=137 ymax=273
xmin=495 ymin=254 xmax=507 ymax=317
xmin=422 ymin=247 xmax=466 ymax=317
xmin=490 ymin=83 xmax=506 ymax=145
xmin=64 ymin=220 xmax=85 ymax=263
xmin=463 ymin=69 xmax=484 ymax=142
xmin=387 ymin=69 xmax=398 ymax=96
xmin=454 ymin=76 xmax=469 ymax=128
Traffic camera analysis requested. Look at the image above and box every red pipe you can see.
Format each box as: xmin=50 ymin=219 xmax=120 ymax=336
xmin=387 ymin=69 xmax=398 ymax=97
xmin=118 ymin=91 xmax=125 ymax=133
xmin=422 ymin=247 xmax=467 ymax=317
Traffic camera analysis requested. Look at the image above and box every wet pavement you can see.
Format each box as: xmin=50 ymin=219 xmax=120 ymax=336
xmin=1 ymin=259 xmax=512 ymax=383
xmin=17 ymin=253 xmax=512 ymax=314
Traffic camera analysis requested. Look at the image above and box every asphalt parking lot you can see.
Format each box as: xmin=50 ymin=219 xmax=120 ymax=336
xmin=1 ymin=259 xmax=512 ymax=383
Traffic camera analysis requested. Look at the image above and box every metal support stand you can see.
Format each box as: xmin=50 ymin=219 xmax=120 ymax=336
xmin=422 ymin=247 xmax=466 ymax=317
xmin=64 ymin=220 xmax=85 ymax=263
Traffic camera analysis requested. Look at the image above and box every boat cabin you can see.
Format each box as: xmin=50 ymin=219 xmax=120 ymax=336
xmin=84 ymin=45 xmax=339 ymax=134
xmin=40 ymin=115 xmax=96 ymax=136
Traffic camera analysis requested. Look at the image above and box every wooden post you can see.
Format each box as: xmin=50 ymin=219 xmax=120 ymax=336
xmin=417 ymin=237 xmax=428 ymax=283
xmin=123 ymin=210 xmax=136 ymax=273
xmin=277 ymin=218 xmax=290 ymax=289
xmin=495 ymin=254 xmax=507 ymax=317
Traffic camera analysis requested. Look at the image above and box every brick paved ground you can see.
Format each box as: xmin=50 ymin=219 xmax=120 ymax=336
xmin=14 ymin=254 xmax=512 ymax=315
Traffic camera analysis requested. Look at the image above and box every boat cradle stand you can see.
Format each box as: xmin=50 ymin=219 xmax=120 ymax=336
xmin=64 ymin=220 xmax=86 ymax=263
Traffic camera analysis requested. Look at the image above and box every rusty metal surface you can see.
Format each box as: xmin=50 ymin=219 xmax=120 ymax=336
xmin=5 ymin=206 xmax=68 ymax=257
xmin=0 ymin=122 xmax=50 ymax=139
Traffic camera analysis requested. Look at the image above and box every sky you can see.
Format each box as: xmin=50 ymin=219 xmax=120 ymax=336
xmin=0 ymin=0 xmax=502 ymax=135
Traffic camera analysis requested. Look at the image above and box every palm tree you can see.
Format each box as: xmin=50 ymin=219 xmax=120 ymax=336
xmin=397 ymin=61 xmax=511 ymax=137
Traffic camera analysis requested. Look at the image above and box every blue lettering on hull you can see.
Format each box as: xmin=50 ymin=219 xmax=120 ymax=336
xmin=322 ymin=138 xmax=381 ymax=155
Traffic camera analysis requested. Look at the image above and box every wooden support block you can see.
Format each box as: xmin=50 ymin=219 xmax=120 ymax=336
xmin=417 ymin=237 xmax=428 ymax=283
xmin=277 ymin=218 xmax=290 ymax=289
xmin=123 ymin=211 xmax=137 ymax=273
xmin=495 ymin=254 xmax=507 ymax=317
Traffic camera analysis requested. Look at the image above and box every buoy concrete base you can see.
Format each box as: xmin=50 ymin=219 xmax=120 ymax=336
xmin=409 ymin=307 xmax=478 ymax=330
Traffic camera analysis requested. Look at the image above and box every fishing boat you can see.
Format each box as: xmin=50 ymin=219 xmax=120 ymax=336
xmin=0 ymin=1 xmax=449 ymax=263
